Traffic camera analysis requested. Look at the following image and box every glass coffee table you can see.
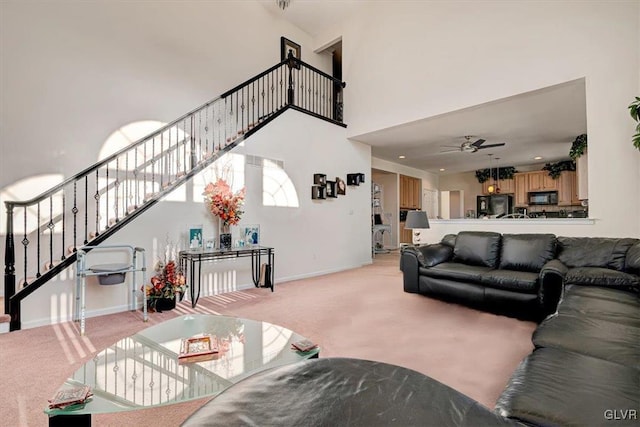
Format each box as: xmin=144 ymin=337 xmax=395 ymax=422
xmin=45 ymin=314 xmax=319 ymax=426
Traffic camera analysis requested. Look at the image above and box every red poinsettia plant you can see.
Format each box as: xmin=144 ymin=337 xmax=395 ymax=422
xmin=203 ymin=178 xmax=246 ymax=226
xmin=143 ymin=260 xmax=187 ymax=311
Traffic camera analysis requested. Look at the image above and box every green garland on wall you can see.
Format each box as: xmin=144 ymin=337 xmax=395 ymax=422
xmin=475 ymin=166 xmax=517 ymax=183
xmin=542 ymin=160 xmax=576 ymax=179
xmin=569 ymin=134 xmax=587 ymax=160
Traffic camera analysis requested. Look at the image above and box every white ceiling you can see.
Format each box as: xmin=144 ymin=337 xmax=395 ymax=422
xmin=351 ymin=79 xmax=587 ymax=175
xmin=261 ymin=1 xmax=588 ymax=176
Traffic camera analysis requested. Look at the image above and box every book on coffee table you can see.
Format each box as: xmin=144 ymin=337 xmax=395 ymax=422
xmin=291 ymin=339 xmax=318 ymax=353
xmin=178 ymin=335 xmax=218 ymax=363
xmin=48 ymin=386 xmax=93 ymax=409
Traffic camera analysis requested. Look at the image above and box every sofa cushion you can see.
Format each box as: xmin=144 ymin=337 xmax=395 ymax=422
xmin=533 ymin=314 xmax=640 ymax=368
xmin=499 ymin=234 xmax=556 ymax=273
xmin=559 ymin=285 xmax=640 ymax=327
xmin=452 ymin=231 xmax=502 ymax=268
xmin=421 ymin=262 xmax=492 ymax=283
xmin=480 ymin=270 xmax=539 ymax=293
xmin=557 ymin=237 xmax=639 ymax=271
xmin=625 ymin=242 xmax=640 ymax=275
xmin=496 ymin=348 xmax=640 ymax=427
xmin=564 ymin=267 xmax=640 ymax=292
xmin=441 ymin=233 xmax=457 ymax=248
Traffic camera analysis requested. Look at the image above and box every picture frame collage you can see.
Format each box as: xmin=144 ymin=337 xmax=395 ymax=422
xmin=312 ymin=173 xmax=365 ymax=200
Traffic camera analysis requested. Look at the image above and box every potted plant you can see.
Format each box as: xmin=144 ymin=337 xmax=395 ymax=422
xmin=629 ymin=97 xmax=640 ymax=150
xmin=143 ymin=260 xmax=187 ymax=312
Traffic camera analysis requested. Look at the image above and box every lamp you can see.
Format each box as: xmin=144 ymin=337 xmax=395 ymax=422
xmin=276 ymin=0 xmax=290 ymax=10
xmin=405 ymin=210 xmax=430 ymax=245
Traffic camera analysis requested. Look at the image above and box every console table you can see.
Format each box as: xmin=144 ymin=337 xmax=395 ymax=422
xmin=179 ymin=246 xmax=275 ymax=308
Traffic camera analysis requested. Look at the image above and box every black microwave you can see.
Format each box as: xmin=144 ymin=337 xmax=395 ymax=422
xmin=528 ymin=191 xmax=558 ymax=205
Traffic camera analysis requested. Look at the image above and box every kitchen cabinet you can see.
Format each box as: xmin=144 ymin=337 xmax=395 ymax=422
xmin=528 ymin=171 xmax=557 ymax=192
xmin=400 ymin=174 xmax=421 ymax=209
xmin=399 ymin=221 xmax=413 ymax=244
xmin=557 ymin=171 xmax=576 ymax=206
xmin=482 ymin=178 xmax=514 ymax=195
xmin=514 ymin=173 xmax=528 ymax=207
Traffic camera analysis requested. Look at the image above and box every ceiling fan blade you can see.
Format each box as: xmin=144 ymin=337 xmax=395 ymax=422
xmin=440 ymin=145 xmax=462 ymax=149
xmin=471 ymin=138 xmax=486 ymax=147
xmin=437 ymin=149 xmax=461 ymax=154
xmin=476 ymin=143 xmax=505 ymax=150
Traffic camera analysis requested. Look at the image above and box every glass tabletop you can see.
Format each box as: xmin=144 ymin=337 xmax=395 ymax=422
xmin=45 ymin=314 xmax=319 ymax=416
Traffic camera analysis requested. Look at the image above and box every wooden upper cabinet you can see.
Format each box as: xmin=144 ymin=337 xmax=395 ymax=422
xmin=558 ymin=171 xmax=581 ymax=206
xmin=498 ymin=178 xmax=514 ymax=194
xmin=528 ymin=171 xmax=557 ymax=192
xmin=400 ymin=175 xmax=421 ymax=209
xmin=514 ymin=173 xmax=528 ymax=207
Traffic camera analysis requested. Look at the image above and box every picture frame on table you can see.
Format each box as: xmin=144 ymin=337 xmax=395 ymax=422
xmin=189 ymin=225 xmax=203 ymax=249
xmin=242 ymin=225 xmax=260 ymax=246
xmin=281 ymin=37 xmax=301 ymax=68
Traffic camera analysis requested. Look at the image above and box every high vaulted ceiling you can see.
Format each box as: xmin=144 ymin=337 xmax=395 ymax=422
xmin=260 ymin=1 xmax=588 ymax=176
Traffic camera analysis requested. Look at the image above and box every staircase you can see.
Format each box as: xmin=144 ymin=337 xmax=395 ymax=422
xmin=3 ymin=53 xmax=346 ymax=331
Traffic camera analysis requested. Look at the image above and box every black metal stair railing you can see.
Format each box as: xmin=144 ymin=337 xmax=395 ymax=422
xmin=3 ymin=53 xmax=346 ymax=331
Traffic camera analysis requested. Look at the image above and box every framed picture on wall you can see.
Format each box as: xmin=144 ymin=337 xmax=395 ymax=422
xmin=336 ymin=177 xmax=346 ymax=195
xmin=281 ymin=37 xmax=301 ymax=62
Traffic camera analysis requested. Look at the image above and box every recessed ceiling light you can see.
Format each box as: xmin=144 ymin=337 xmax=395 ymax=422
xmin=439 ymin=168 xmax=445 ymax=172
xmin=398 ymin=155 xmax=406 ymax=159
xmin=534 ymin=156 xmax=543 ymax=160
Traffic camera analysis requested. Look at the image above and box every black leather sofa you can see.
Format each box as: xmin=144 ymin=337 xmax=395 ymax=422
xmin=400 ymin=231 xmax=562 ymax=320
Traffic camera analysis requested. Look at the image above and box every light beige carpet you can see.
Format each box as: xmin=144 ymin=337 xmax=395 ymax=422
xmin=0 ymin=253 xmax=536 ymax=426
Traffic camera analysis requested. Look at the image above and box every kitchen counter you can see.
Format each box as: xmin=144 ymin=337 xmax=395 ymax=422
xmin=430 ymin=218 xmax=595 ymax=225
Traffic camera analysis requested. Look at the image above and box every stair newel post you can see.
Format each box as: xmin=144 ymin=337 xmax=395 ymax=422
xmin=287 ymin=51 xmax=295 ymax=105
xmin=4 ymin=202 xmax=15 ymax=316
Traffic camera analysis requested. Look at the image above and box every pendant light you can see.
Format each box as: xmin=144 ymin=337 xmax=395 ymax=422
xmin=487 ymin=154 xmax=495 ymax=194
xmin=495 ymin=157 xmax=501 ymax=194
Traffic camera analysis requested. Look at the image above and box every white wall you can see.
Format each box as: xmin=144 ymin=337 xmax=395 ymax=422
xmin=0 ymin=1 xmax=364 ymax=326
xmin=341 ymin=1 xmax=640 ymax=238
xmin=20 ymin=110 xmax=371 ymax=328
xmin=0 ymin=1 xmax=332 ymax=190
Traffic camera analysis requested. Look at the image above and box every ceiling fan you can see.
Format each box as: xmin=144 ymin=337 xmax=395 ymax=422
xmin=440 ymin=136 xmax=506 ymax=153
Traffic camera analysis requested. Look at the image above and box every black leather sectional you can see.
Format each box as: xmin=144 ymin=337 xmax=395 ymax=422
xmin=184 ymin=233 xmax=640 ymax=426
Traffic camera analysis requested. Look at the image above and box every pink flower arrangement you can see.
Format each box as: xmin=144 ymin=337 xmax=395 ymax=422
xmin=203 ymin=178 xmax=246 ymax=226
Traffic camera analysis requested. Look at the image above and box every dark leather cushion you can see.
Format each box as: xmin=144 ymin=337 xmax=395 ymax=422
xmin=416 ymin=243 xmax=453 ymax=267
xmin=499 ymin=234 xmax=556 ymax=273
xmin=564 ymin=267 xmax=640 ymax=292
xmin=452 ymin=231 xmax=502 ymax=268
xmin=533 ymin=314 xmax=640 ymax=368
xmin=441 ymin=233 xmax=457 ymax=248
xmin=421 ymin=262 xmax=493 ymax=282
xmin=496 ymin=348 xmax=640 ymax=427
xmin=559 ymin=285 xmax=640 ymax=326
xmin=480 ymin=269 xmax=539 ymax=293
xmin=557 ymin=237 xmax=639 ymax=271
xmin=625 ymin=242 xmax=640 ymax=275
xmin=182 ymin=357 xmax=521 ymax=427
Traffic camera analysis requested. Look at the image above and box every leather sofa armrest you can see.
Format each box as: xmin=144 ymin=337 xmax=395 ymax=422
xmin=400 ymin=247 xmax=421 ymax=293
xmin=400 ymin=244 xmax=452 ymax=294
xmin=416 ymin=244 xmax=454 ymax=267
xmin=538 ymin=259 xmax=569 ymax=317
